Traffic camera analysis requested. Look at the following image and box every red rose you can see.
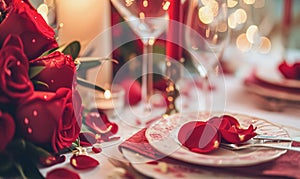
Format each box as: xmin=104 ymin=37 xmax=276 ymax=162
xmin=30 ymin=51 xmax=76 ymax=92
xmin=0 ymin=0 xmax=58 ymax=60
xmin=16 ymin=88 xmax=82 ymax=152
xmin=0 ymin=35 xmax=34 ymax=103
xmin=0 ymin=110 xmax=15 ymax=151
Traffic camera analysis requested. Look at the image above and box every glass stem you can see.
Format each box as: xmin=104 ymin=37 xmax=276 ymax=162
xmin=142 ymin=38 xmax=154 ymax=111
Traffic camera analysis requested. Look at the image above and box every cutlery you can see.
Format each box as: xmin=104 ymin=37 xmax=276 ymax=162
xmin=254 ymin=135 xmax=300 ymax=143
xmin=108 ymin=158 xmax=150 ymax=179
xmin=221 ymin=143 xmax=300 ymax=152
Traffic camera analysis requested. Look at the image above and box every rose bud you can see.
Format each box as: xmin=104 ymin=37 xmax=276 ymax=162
xmin=0 ymin=110 xmax=15 ymax=152
xmin=178 ymin=121 xmax=221 ymax=153
xmin=85 ymin=109 xmax=118 ymax=137
xmin=0 ymin=0 xmax=58 ymax=60
xmin=15 ymin=88 xmax=82 ymax=153
xmin=30 ymin=51 xmax=76 ymax=92
xmin=0 ymin=35 xmax=34 ymax=104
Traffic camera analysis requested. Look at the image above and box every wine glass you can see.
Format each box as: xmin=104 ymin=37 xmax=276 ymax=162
xmin=111 ymin=0 xmax=170 ymax=113
xmin=185 ymin=0 xmax=228 ymax=111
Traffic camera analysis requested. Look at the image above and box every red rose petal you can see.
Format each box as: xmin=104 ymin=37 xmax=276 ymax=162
xmin=178 ymin=121 xmax=221 ymax=153
xmin=92 ymin=147 xmax=102 ymax=153
xmin=46 ymin=168 xmax=80 ymax=179
xmin=40 ymin=155 xmax=66 ymax=167
xmin=85 ymin=110 xmax=118 ymax=136
xmin=70 ymin=155 xmax=99 ymax=170
xmin=79 ymin=132 xmax=98 ymax=147
xmin=221 ymin=125 xmax=257 ymax=144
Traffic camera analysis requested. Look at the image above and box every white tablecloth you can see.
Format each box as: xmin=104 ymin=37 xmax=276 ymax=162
xmin=40 ymin=75 xmax=300 ymax=179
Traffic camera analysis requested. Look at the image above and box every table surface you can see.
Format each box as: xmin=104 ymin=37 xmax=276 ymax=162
xmin=40 ymin=75 xmax=300 ymax=179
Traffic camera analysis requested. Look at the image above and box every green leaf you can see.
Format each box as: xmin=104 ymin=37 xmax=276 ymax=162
xmin=62 ymin=41 xmax=81 ymax=60
xmin=32 ymin=80 xmax=49 ymax=89
xmin=26 ymin=142 xmax=51 ymax=159
xmin=39 ymin=47 xmax=59 ymax=57
xmin=16 ymin=158 xmax=44 ymax=179
xmin=0 ymin=152 xmax=14 ymax=173
xmin=29 ymin=66 xmax=45 ymax=79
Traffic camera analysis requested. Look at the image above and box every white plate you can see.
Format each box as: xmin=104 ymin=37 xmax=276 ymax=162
xmin=122 ymin=148 xmax=255 ymax=179
xmin=145 ymin=111 xmax=290 ymax=167
xmin=244 ymin=80 xmax=300 ymax=102
xmin=255 ymin=67 xmax=300 ymax=89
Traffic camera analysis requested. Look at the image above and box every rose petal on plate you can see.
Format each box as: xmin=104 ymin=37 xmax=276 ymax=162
xmin=178 ymin=122 xmax=221 ymax=153
xmin=46 ymin=168 xmax=80 ymax=179
xmin=70 ymin=155 xmax=99 ymax=170
xmin=220 ymin=126 xmax=257 ymax=144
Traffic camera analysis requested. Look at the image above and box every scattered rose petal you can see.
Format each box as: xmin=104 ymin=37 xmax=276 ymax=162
xmin=178 ymin=121 xmax=221 ymax=153
xmin=40 ymin=155 xmax=66 ymax=167
xmin=79 ymin=132 xmax=97 ymax=147
xmin=46 ymin=168 xmax=80 ymax=179
xmin=85 ymin=109 xmax=118 ymax=137
xmin=92 ymin=147 xmax=102 ymax=153
xmin=70 ymin=155 xmax=99 ymax=170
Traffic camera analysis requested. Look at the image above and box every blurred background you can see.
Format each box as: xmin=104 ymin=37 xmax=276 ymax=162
xmin=28 ymin=0 xmax=300 ymax=77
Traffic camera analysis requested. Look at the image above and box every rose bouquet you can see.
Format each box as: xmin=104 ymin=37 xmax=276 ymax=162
xmin=0 ymin=0 xmax=87 ymax=178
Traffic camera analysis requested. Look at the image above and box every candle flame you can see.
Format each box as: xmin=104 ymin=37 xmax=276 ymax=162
xmin=104 ymin=90 xmax=111 ymax=99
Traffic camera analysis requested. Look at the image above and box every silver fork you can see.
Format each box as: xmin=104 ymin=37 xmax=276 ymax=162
xmin=221 ymin=143 xmax=300 ymax=152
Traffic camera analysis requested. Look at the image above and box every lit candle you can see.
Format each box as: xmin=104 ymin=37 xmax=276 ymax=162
xmin=55 ymin=0 xmax=112 ymax=87
xmin=94 ymin=85 xmax=125 ymax=117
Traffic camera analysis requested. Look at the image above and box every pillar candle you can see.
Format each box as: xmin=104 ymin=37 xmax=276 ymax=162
xmin=166 ymin=0 xmax=182 ymax=61
xmin=55 ymin=0 xmax=112 ymax=87
xmin=283 ymin=0 xmax=292 ymax=28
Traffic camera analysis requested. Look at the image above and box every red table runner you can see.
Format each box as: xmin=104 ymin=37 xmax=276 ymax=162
xmin=120 ymin=128 xmax=300 ymax=179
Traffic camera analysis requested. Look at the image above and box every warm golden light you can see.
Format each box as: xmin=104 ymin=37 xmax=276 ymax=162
xmin=243 ymin=0 xmax=255 ymax=5
xmin=104 ymin=90 xmax=112 ymax=99
xmin=163 ymin=1 xmax=171 ymax=11
xmin=143 ymin=0 xmax=148 ymax=7
xmin=139 ymin=12 xmax=145 ymax=19
xmin=246 ymin=25 xmax=258 ymax=44
xmin=198 ymin=6 xmax=214 ymax=24
xmin=258 ymin=36 xmax=271 ymax=54
xmin=217 ymin=22 xmax=228 ymax=32
xmin=236 ymin=33 xmax=252 ymax=52
xmin=234 ymin=8 xmax=247 ymax=24
xmin=125 ymin=0 xmax=134 ymax=7
xmin=208 ymin=0 xmax=219 ymax=17
xmin=228 ymin=13 xmax=237 ymax=29
xmin=227 ymin=0 xmax=238 ymax=8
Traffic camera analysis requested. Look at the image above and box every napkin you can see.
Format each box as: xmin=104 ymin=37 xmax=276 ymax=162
xmin=119 ymin=128 xmax=300 ymax=179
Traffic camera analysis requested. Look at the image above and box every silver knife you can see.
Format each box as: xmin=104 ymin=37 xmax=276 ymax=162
xmin=253 ymin=135 xmax=300 ymax=143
